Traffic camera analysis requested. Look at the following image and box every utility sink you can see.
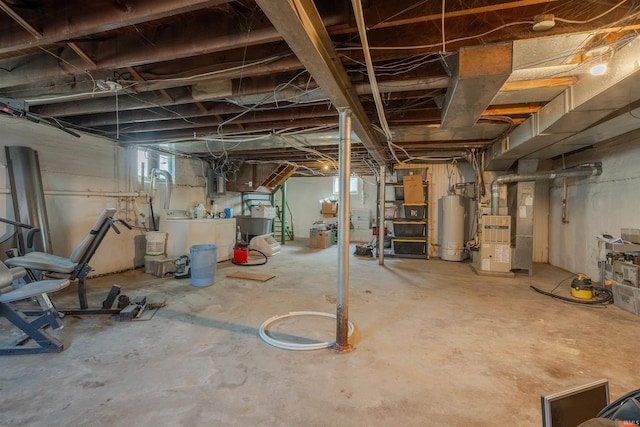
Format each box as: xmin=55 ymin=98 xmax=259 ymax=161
xmin=163 ymin=209 xmax=192 ymax=220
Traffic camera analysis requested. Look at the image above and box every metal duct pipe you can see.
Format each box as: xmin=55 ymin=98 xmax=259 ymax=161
xmin=149 ymin=168 xmax=173 ymax=210
xmin=490 ymin=163 xmax=602 ymax=215
xmin=5 ymin=146 xmax=52 ymax=254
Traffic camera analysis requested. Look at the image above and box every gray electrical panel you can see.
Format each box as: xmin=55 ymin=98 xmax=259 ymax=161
xmin=206 ymin=169 xmax=226 ymax=198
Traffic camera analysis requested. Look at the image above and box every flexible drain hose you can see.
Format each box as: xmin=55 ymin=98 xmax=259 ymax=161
xmin=232 ymin=248 xmax=268 ymax=266
xmin=259 ymin=311 xmax=355 ymax=351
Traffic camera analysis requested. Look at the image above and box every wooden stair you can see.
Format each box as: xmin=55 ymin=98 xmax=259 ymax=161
xmin=260 ymin=163 xmax=297 ymax=189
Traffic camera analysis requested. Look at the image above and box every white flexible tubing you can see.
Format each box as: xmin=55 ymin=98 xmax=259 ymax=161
xmin=259 ymin=311 xmax=355 ymax=351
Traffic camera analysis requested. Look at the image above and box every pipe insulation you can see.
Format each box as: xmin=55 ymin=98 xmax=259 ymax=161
xmin=490 ymin=163 xmax=602 ymax=215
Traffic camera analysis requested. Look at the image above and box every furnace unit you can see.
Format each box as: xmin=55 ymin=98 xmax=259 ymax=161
xmin=474 ymin=215 xmax=511 ymax=273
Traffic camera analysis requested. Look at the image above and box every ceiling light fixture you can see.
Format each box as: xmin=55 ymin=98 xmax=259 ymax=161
xmin=96 ymin=79 xmax=123 ymax=92
xmin=590 ymin=63 xmax=608 ymax=76
xmin=532 ymin=14 xmax=555 ymax=31
xmin=585 ymin=45 xmax=612 ymax=76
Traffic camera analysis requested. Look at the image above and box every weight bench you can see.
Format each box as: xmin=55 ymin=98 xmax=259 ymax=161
xmin=4 ymin=208 xmax=131 ymax=314
xmin=0 ymin=262 xmax=69 ymax=355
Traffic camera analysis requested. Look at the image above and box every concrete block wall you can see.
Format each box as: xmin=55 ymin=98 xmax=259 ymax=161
xmin=549 ymin=134 xmax=640 ymax=279
xmin=287 ymin=176 xmax=378 ymax=243
xmin=0 ymin=115 xmax=241 ymax=276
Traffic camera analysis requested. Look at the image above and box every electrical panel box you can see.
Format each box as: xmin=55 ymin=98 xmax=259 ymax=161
xmin=477 ymin=215 xmax=511 ymax=272
xmin=206 ymin=169 xmax=226 ymax=197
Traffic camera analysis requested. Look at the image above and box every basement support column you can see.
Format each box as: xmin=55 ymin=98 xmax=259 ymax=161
xmin=335 ymin=108 xmax=352 ymax=352
xmin=378 ymin=165 xmax=386 ymax=265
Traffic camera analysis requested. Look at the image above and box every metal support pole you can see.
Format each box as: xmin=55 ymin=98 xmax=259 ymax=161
xmin=378 ymin=165 xmax=386 ymax=265
xmin=335 ymin=108 xmax=352 ymax=352
xmin=281 ymin=182 xmax=287 ymax=244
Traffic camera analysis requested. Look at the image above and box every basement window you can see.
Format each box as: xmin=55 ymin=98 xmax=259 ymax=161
xmin=333 ymin=176 xmax=359 ymax=195
xmin=137 ymin=149 xmax=174 ymax=178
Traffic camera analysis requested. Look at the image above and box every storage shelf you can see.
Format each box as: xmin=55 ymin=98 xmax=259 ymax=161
xmin=377 ymin=177 xmax=429 ymax=260
xmin=599 ymin=241 xmax=640 ymax=288
xmin=605 ymin=242 xmax=640 ymax=252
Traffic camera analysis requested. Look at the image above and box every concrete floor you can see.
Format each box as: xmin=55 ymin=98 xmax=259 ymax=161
xmin=1 ymin=239 xmax=639 ymax=426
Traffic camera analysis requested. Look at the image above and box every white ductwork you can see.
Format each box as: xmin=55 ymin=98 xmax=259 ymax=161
xmin=490 ymin=163 xmax=602 ymax=215
xmin=149 ymin=168 xmax=173 ymax=210
xmin=486 ymin=36 xmax=640 ymax=171
xmin=441 ymin=43 xmax=513 ymax=129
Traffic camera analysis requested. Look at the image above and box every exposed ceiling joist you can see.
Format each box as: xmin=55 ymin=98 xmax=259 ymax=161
xmin=255 ymin=0 xmax=387 ymax=167
xmin=0 ymin=0 xmax=233 ymax=54
xmin=2 ymin=0 xmax=640 ymax=176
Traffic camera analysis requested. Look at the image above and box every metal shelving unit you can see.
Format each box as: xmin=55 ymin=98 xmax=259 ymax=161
xmin=599 ymin=241 xmax=640 ymax=287
xmin=377 ymin=181 xmax=429 ymax=259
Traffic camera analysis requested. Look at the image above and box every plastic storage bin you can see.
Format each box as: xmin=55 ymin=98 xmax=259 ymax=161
xmin=403 ymin=204 xmax=426 ymax=219
xmin=190 ymin=244 xmax=218 ymax=287
xmin=392 ymin=220 xmax=427 ymax=237
xmin=392 ymin=239 xmax=427 ymax=256
xmin=612 ymin=281 xmax=640 ymax=315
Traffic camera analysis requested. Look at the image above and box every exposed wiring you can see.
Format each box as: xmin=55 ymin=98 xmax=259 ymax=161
xmin=360 ymin=20 xmax=535 ymax=51
xmin=138 ymin=53 xmax=289 ymax=83
xmin=555 ymin=0 xmax=629 ymax=24
xmin=341 ymin=53 xmax=444 ymax=76
xmin=358 ymin=0 xmax=639 ymax=52
xmin=244 ymin=159 xmax=321 ymax=176
xmin=351 ymin=0 xmax=392 ymax=143
xmin=367 ymin=1 xmax=428 ymax=30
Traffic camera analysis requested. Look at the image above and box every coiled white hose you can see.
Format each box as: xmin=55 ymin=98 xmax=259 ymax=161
xmin=258 ymin=311 xmax=355 ymax=351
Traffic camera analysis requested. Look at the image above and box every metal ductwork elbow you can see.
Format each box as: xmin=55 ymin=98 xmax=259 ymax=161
xmin=149 ymin=168 xmax=173 ymax=210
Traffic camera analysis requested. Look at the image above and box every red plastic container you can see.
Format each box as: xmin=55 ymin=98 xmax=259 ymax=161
xmin=233 ymin=248 xmax=249 ymax=263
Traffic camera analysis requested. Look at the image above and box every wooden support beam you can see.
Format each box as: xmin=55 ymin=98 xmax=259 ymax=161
xmin=501 ymin=77 xmax=578 ymax=91
xmin=67 ymin=42 xmax=97 ymax=68
xmin=0 ymin=0 xmax=42 ymax=39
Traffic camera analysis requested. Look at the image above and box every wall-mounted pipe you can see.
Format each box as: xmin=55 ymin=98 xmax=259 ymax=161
xmin=46 ymin=190 xmax=145 ymax=198
xmin=490 ymin=163 xmax=602 ymax=215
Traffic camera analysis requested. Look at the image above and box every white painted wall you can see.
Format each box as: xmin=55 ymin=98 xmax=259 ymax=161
xmin=549 ymin=137 xmax=640 ymax=279
xmin=287 ymin=175 xmax=378 ymax=242
xmin=0 ymin=115 xmax=233 ymax=276
xmin=6 ymin=108 xmax=590 ymax=278
xmin=287 ymin=162 xmax=478 ymax=253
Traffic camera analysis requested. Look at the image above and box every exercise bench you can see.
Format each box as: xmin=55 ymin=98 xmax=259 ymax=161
xmin=4 ymin=208 xmax=132 ymax=315
xmin=0 ymin=262 xmax=69 ymax=355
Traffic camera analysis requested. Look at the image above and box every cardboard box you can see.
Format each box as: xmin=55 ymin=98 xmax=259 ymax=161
xmin=402 ymin=175 xmax=424 ymax=204
xmin=321 ymin=202 xmax=337 ymax=218
xmin=309 ymin=229 xmax=332 ymax=249
xmin=251 ymin=205 xmax=277 ymax=219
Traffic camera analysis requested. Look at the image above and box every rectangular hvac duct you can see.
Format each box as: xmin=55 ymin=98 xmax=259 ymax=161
xmin=441 ymin=42 xmax=513 ymax=129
